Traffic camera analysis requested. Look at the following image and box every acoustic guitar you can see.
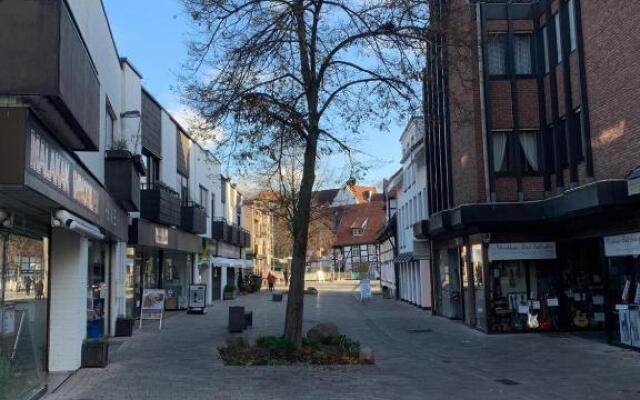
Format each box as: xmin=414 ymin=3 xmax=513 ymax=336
xmin=573 ymin=310 xmax=589 ymax=328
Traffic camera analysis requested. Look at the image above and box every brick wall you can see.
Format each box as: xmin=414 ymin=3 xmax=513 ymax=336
xmin=448 ymin=0 xmax=487 ymax=206
xmin=582 ymin=0 xmax=640 ymax=180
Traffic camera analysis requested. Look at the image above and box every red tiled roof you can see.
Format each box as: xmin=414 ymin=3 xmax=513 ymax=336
xmin=370 ymin=193 xmax=384 ymax=202
xmin=348 ymin=185 xmax=377 ymax=203
xmin=333 ymin=200 xmax=386 ymax=247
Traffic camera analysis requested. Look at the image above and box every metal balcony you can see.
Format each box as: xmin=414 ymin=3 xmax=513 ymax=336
xmin=140 ymin=182 xmax=181 ymax=227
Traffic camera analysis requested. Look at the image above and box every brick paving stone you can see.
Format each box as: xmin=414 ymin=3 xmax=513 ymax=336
xmin=45 ymin=281 xmax=640 ymax=400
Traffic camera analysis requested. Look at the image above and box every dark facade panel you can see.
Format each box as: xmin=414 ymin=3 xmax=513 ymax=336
xmin=141 ymin=91 xmax=162 ymax=158
xmin=105 ymin=152 xmax=141 ymax=211
xmin=140 ymin=185 xmax=181 ymax=227
xmin=0 ymin=0 xmax=100 ymax=151
xmin=180 ymin=204 xmax=207 ymax=234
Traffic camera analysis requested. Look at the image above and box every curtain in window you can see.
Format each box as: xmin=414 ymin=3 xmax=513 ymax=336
xmin=487 ymin=35 xmax=506 ymax=75
xmin=492 ymin=132 xmax=508 ymax=172
xmin=514 ymin=35 xmax=532 ymax=75
xmin=519 ymin=131 xmax=539 ymax=171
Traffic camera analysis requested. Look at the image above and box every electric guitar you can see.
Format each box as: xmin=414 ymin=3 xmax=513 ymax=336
xmin=527 ymin=311 xmax=539 ymax=329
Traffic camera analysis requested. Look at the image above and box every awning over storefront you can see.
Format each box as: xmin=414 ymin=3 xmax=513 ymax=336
xmin=210 ymin=257 xmax=253 ymax=269
xmin=414 ymin=180 xmax=637 ymax=240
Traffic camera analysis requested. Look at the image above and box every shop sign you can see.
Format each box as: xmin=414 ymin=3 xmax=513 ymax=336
xmin=217 ymin=241 xmax=240 ymax=258
xmin=488 ymin=242 xmax=556 ymax=262
xmin=604 ymin=233 xmax=640 ymax=257
xmin=155 ymin=227 xmax=169 ymax=246
xmin=140 ymin=289 xmax=166 ymax=329
xmin=28 ymin=127 xmax=99 ymax=214
xmin=188 ymin=284 xmax=207 ymax=310
xmin=19 ymin=115 xmax=128 ymax=240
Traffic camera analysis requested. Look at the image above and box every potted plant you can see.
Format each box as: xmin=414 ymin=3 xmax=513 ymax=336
xmin=81 ymin=338 xmax=109 ymax=368
xmin=223 ymin=285 xmax=237 ymax=300
xmin=115 ymin=315 xmax=134 ymax=337
xmin=106 ymin=138 xmax=132 ymax=159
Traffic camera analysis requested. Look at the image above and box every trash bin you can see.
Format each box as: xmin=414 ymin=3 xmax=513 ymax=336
xmin=272 ymin=293 xmax=283 ymax=302
xmin=228 ymin=306 xmax=245 ymax=333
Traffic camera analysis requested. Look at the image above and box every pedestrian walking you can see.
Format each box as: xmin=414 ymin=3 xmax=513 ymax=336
xmin=24 ymin=276 xmax=32 ymax=296
xmin=283 ymin=269 xmax=289 ymax=286
xmin=267 ymin=272 xmax=276 ymax=292
xmin=35 ymin=280 xmax=44 ymax=300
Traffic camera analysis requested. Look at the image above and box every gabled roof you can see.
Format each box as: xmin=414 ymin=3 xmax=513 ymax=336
xmin=334 ymin=200 xmax=386 ymax=247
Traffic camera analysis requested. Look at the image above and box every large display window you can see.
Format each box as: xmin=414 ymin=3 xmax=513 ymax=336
xmin=488 ymin=259 xmax=559 ymax=333
xmin=558 ymin=239 xmax=605 ymax=331
xmin=163 ymin=252 xmax=192 ymax=310
xmin=0 ymin=234 xmax=48 ymax=400
xmin=606 ymin=255 xmax=640 ymax=347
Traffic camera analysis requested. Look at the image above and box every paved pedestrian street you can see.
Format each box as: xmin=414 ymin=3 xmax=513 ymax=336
xmin=46 ymin=281 xmax=640 ymax=400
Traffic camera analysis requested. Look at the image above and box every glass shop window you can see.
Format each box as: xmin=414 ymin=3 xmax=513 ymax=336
xmin=489 ymin=260 xmax=558 ymax=333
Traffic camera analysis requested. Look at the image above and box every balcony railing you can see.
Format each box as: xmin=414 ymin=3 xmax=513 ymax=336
xmin=0 ymin=0 xmax=100 ymax=150
xmin=212 ymin=218 xmax=250 ymax=247
xmin=180 ymin=201 xmax=207 ymax=234
xmin=140 ymin=182 xmax=181 ymax=227
xmin=104 ymin=150 xmax=141 ymax=211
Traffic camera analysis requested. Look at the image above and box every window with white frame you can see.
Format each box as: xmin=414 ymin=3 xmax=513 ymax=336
xmin=199 ymin=186 xmax=208 ymax=213
xmin=105 ymin=100 xmax=116 ymax=149
xmin=352 ymin=228 xmax=364 ymax=236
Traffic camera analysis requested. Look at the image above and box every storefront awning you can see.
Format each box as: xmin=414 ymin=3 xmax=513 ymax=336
xmin=210 ymin=257 xmax=253 ymax=269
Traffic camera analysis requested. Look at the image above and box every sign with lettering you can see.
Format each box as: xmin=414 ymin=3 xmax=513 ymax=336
xmin=488 ymin=242 xmax=556 ymax=262
xmin=604 ymin=233 xmax=640 ymax=257
xmin=28 ymin=127 xmax=99 ymax=214
xmin=20 ymin=114 xmax=128 ymax=240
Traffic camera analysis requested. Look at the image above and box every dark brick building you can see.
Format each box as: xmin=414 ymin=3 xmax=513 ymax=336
xmin=416 ymin=0 xmax=640 ymax=348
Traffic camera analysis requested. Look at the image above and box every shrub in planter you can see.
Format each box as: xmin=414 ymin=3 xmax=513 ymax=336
xmin=82 ymin=338 xmax=109 ymax=368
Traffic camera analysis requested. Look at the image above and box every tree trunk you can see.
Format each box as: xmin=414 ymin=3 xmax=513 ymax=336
xmin=283 ymin=130 xmax=319 ymax=346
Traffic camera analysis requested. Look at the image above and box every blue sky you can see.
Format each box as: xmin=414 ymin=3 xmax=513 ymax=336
xmin=103 ymin=0 xmax=404 ymax=188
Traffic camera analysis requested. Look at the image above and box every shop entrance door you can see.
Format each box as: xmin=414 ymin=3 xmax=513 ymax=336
xmin=212 ymin=268 xmax=222 ymax=301
xmin=438 ymin=248 xmax=462 ymax=320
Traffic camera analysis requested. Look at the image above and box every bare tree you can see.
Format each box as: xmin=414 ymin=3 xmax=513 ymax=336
xmin=182 ymin=0 xmax=428 ymax=345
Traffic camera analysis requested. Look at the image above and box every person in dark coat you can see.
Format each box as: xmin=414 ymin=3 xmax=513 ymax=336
xmin=283 ymin=270 xmax=289 ymax=286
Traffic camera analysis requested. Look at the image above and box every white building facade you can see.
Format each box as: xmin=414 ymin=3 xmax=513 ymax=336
xmin=0 ymin=2 xmax=247 ymax=398
xmin=395 ymin=117 xmax=432 ymax=309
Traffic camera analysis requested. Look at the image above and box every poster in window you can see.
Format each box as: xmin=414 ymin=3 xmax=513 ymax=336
xmin=629 ymin=309 xmax=640 ymax=348
xmin=141 ymin=289 xmax=166 ymax=313
xmin=619 ymin=309 xmax=632 ymax=346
